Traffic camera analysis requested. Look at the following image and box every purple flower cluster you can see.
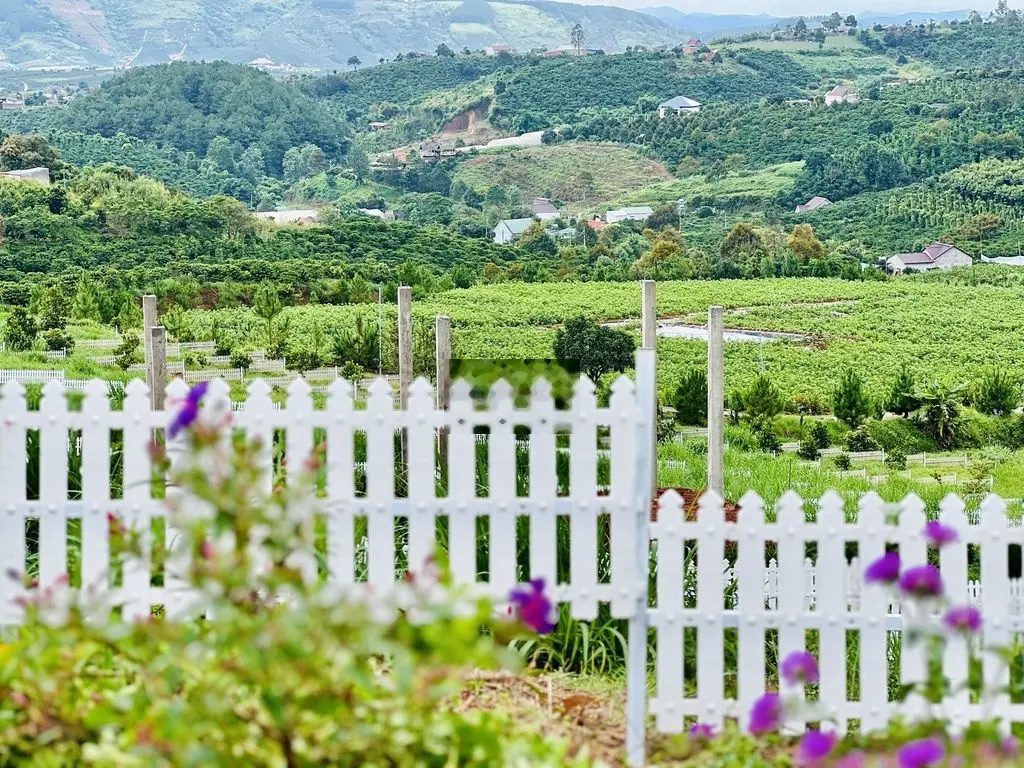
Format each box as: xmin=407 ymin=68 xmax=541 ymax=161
xmin=897 ymin=737 xmax=945 ymax=768
xmin=864 ymin=551 xmax=901 ymax=584
xmin=169 ymin=382 xmax=209 ymax=439
xmin=797 ymin=730 xmax=837 ymax=766
xmin=781 ymin=650 xmax=820 ymax=686
xmin=923 ymin=521 xmax=958 ymax=549
xmin=899 ymin=564 xmax=943 ymax=598
xmin=508 ymin=578 xmax=555 ymax=634
xmin=688 ymin=723 xmax=715 ymax=740
xmin=748 ymin=691 xmax=782 ymax=735
xmin=943 ymin=605 xmax=982 ymax=634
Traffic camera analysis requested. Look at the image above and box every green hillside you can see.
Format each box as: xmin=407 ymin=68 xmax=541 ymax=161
xmin=2 ymin=0 xmax=681 ymax=70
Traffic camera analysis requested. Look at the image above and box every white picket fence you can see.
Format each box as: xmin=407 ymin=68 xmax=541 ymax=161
xmin=3 ymin=352 xmax=1024 ymax=764
xmin=648 ymin=490 xmax=1021 ymax=739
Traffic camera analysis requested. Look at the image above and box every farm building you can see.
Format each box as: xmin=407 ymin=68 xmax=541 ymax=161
xmin=825 ymin=85 xmax=859 ymax=106
xmin=531 ymin=197 xmax=560 ymax=221
xmin=658 ymin=96 xmax=701 ymax=118
xmin=0 ymin=167 xmax=50 ymax=186
xmin=886 ymin=242 xmax=972 ymax=274
xmin=492 ymin=218 xmax=535 ymax=244
xmin=794 ymin=196 xmax=832 ymax=213
xmin=606 ymin=206 xmax=654 ymax=224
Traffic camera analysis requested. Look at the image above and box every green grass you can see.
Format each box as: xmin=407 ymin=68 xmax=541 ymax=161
xmin=452 ymin=142 xmax=673 ymax=212
xmin=612 ymin=161 xmax=802 ymax=209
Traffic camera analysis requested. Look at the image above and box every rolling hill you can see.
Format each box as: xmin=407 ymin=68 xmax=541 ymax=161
xmin=0 ymin=0 xmax=682 ymax=70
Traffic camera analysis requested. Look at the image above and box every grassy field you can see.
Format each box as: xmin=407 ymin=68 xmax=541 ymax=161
xmin=611 ymin=161 xmax=801 ymax=210
xmin=452 ymin=142 xmax=673 ymax=212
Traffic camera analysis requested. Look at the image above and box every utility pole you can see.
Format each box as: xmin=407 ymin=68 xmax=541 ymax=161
xmin=435 ymin=315 xmax=452 ymax=467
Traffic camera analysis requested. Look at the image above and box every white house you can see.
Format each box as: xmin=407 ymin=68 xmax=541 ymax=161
xmin=794 ymin=196 xmax=832 ymax=214
xmin=492 ymin=217 xmax=535 ymax=244
xmin=658 ymin=96 xmax=701 ymax=118
xmin=531 ymin=197 xmax=560 ymax=221
xmin=886 ymin=242 xmax=972 ymax=274
xmin=485 ymin=44 xmax=514 ymax=56
xmin=0 ymin=167 xmax=50 ymax=186
xmin=824 ymin=85 xmax=859 ymax=106
xmin=606 ymin=206 xmax=654 ymax=224
xmin=359 ymin=208 xmax=395 ymax=221
xmin=255 ymin=209 xmax=319 ymax=225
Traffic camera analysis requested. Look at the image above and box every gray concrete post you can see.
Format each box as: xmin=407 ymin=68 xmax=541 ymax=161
xmin=435 ymin=315 xmax=452 ymax=466
xmin=707 ymin=306 xmax=725 ymax=497
xmin=142 ymin=295 xmax=159 ymax=408
xmin=150 ymin=327 xmax=168 ymax=411
xmin=641 ymin=280 xmax=657 ymax=494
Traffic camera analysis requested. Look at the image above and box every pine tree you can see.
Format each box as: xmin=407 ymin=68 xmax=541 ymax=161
xmin=71 ymin=272 xmax=102 ymax=322
xmin=831 ymin=368 xmax=871 ymax=427
xmin=885 ymin=363 xmax=920 ymax=417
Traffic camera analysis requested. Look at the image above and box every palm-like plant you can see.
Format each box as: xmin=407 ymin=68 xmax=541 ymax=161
xmin=914 ymin=380 xmax=966 ymax=449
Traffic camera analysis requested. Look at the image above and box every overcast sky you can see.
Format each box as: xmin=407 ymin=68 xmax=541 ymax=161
xmin=565 ymin=0 xmax=976 ymax=17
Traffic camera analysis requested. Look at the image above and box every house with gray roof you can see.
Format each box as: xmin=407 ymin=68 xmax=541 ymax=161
xmin=493 ymin=217 xmax=535 ymax=244
xmin=794 ymin=196 xmax=832 ymax=214
xmin=606 ymin=206 xmax=654 ymax=224
xmin=658 ymin=96 xmax=701 ymax=118
xmin=886 ymin=242 xmax=971 ymax=274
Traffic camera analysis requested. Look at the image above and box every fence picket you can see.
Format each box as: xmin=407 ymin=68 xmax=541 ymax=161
xmin=898 ymin=494 xmax=928 ymax=722
xmin=121 ymin=379 xmax=151 ymax=621
xmin=365 ymin=378 xmax=395 ymax=586
xmin=939 ymin=494 xmax=970 ymax=732
xmin=447 ymin=380 xmax=476 ymax=586
xmin=776 ymin=491 xmax=806 ymax=733
xmin=528 ymin=379 xmax=557 ymax=589
xmin=163 ymin=378 xmax=193 ymax=620
xmin=736 ymin=491 xmax=766 ymax=722
xmin=80 ymin=380 xmax=111 ymax=623
xmin=609 ymin=376 xmax=638 ymax=617
xmin=654 ymin=490 xmax=685 ymax=732
xmin=816 ymin=491 xmax=848 ymax=732
xmin=285 ymin=379 xmax=317 ymax=585
xmin=696 ymin=491 xmax=725 ymax=728
xmin=325 ymin=379 xmax=355 ymax=585
xmin=569 ymin=376 xmax=598 ymax=619
xmin=0 ymin=382 xmax=27 ymax=625
xmin=39 ymin=381 xmax=69 ymax=591
xmin=858 ymin=493 xmax=890 ymax=732
xmin=407 ymin=378 xmax=436 ymax=576
xmin=487 ymin=380 xmax=518 ymax=595
xmin=980 ymin=495 xmax=1010 ymax=729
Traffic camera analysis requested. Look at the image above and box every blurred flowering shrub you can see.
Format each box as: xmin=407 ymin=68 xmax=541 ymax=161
xmin=0 ymin=385 xmax=580 ymax=766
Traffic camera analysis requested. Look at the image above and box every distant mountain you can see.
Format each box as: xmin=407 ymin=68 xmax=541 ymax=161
xmin=641 ymin=7 xmax=972 ymax=35
xmin=0 ymin=0 xmax=681 ymax=70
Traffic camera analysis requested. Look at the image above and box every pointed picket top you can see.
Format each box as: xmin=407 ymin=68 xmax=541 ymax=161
xmin=739 ymin=489 xmax=766 ymax=523
xmin=451 ymin=378 xmax=472 ymax=403
xmin=657 ymin=488 xmax=684 ymax=527
xmin=530 ymin=376 xmax=552 ymax=398
xmin=487 ymin=378 xmax=513 ymax=410
xmin=572 ymin=374 xmax=596 ymax=400
xmin=41 ymin=379 xmax=66 ymax=406
xmin=1 ymin=380 xmax=25 ymax=401
xmin=166 ymin=377 xmax=190 ymax=401
xmin=698 ymin=488 xmax=723 ymax=520
xmin=610 ymin=374 xmax=635 ymax=396
xmin=286 ymin=376 xmax=312 ymax=399
xmin=326 ymin=377 xmax=353 ymax=399
xmin=858 ymin=491 xmax=885 ymax=527
xmin=776 ymin=490 xmax=804 ymax=527
xmin=124 ymin=378 xmax=149 ymax=399
xmin=409 ymin=376 xmax=434 ymax=400
xmin=939 ymin=492 xmax=966 ymax=518
xmin=368 ymin=376 xmax=392 ymax=399
xmin=246 ymin=378 xmax=272 ymax=399
xmin=84 ymin=378 xmax=109 ymax=402
xmin=207 ymin=378 xmax=231 ymax=401
xmin=899 ymin=493 xmax=927 ymax=531
xmin=818 ymin=490 xmax=845 ymax=527
xmin=980 ymin=493 xmax=1008 ymax=525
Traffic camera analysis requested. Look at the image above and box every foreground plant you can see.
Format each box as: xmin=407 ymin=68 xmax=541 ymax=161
xmin=0 ymin=384 xmax=582 ymax=766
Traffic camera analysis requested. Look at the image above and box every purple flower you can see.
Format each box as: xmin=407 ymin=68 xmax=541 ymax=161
xmin=897 ymin=737 xmax=945 ymax=768
xmin=509 ymin=578 xmax=555 ymax=634
xmin=864 ymin=551 xmax=901 ymax=584
xmin=797 ymin=730 xmax=837 ymax=767
xmin=689 ymin=723 xmax=715 ymax=740
xmin=836 ymin=750 xmax=866 ymax=768
xmin=748 ymin=692 xmax=782 ymax=735
xmin=923 ymin=521 xmax=958 ymax=549
xmin=1003 ymin=735 xmax=1019 ymax=758
xmin=943 ymin=605 xmax=982 ymax=634
xmin=168 ymin=382 xmax=209 ymax=439
xmin=899 ymin=564 xmax=944 ymax=598
xmin=781 ymin=650 xmax=820 ymax=686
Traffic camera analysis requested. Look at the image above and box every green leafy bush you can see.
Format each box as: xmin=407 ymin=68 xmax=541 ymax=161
xmin=867 ymin=418 xmax=938 ymax=454
xmin=845 ymin=426 xmax=879 ymax=452
xmin=809 ymin=421 xmax=831 ymax=450
xmin=796 ymin=436 xmax=819 ymax=461
xmin=884 ymin=447 xmax=907 ymax=470
xmin=975 ymin=367 xmax=1020 ymax=416
xmin=755 ymin=424 xmax=782 ymax=455
xmin=833 ymin=453 xmax=852 ymax=471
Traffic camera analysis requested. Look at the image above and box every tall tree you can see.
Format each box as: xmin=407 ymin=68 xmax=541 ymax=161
xmin=253 ymin=284 xmax=284 ymax=349
xmin=553 ymin=316 xmax=634 ymax=382
xmin=570 ymin=23 xmax=586 ymax=55
xmin=347 ymin=56 xmax=361 ymax=70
